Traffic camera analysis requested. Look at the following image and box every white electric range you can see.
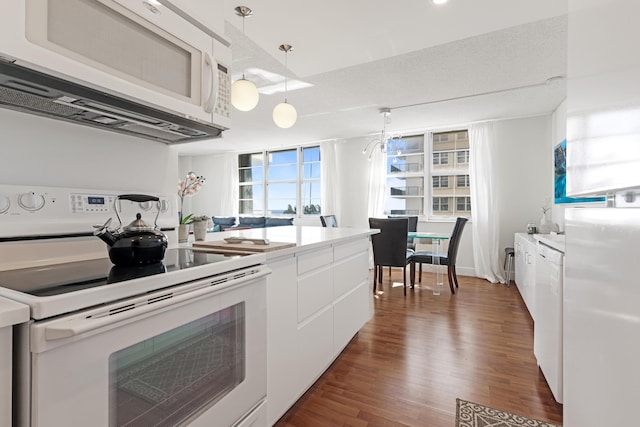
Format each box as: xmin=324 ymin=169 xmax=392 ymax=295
xmin=0 ymin=185 xmax=270 ymax=427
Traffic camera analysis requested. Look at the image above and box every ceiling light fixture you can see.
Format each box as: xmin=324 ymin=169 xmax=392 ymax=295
xmin=362 ymin=108 xmax=394 ymax=160
xmin=432 ymin=0 xmax=449 ymax=5
xmin=231 ymin=6 xmax=259 ymax=112
xmin=273 ymin=44 xmax=297 ymax=129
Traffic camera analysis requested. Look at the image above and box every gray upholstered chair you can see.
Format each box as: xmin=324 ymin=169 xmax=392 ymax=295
xmin=320 ymin=215 xmax=338 ymax=227
xmin=369 ymin=217 xmax=414 ymax=295
xmin=410 ymin=217 xmax=468 ymax=294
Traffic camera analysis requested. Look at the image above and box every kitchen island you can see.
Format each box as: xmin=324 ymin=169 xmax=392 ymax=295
xmin=187 ymin=225 xmax=375 ymax=425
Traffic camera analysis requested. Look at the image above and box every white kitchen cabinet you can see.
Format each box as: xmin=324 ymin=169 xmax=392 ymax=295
xmin=514 ymin=233 xmax=537 ymax=320
xmin=266 ymin=237 xmax=372 ymax=425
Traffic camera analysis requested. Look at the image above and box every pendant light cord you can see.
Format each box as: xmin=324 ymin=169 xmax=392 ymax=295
xmin=284 ymin=50 xmax=289 ymax=103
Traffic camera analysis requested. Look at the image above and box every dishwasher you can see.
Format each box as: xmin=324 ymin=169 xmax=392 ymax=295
xmin=534 ymin=240 xmax=564 ymax=403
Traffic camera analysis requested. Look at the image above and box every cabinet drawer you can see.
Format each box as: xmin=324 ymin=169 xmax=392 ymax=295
xmin=298 ymin=266 xmax=333 ymax=322
xmin=333 ymin=238 xmax=369 ymax=260
xmin=333 ymin=281 xmax=370 ymax=354
xmin=297 ymin=247 xmax=333 ymax=275
xmin=333 ymin=251 xmax=369 ymax=298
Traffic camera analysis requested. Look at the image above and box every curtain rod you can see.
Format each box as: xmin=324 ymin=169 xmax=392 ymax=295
xmin=390 ymin=76 xmax=565 ymax=112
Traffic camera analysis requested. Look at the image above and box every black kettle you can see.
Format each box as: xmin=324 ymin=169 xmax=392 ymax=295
xmin=94 ymin=194 xmax=168 ymax=267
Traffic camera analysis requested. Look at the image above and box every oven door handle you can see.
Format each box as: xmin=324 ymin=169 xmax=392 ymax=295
xmin=42 ymin=268 xmax=270 ymax=341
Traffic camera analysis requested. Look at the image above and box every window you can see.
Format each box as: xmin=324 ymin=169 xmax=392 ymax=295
xmin=432 ymin=176 xmax=449 ymax=188
xmin=238 ymin=153 xmax=264 ymax=215
xmin=433 ymin=152 xmax=449 ymax=165
xmin=384 ymin=135 xmax=425 ymax=215
xmin=430 ymin=130 xmax=471 ymax=218
xmin=433 ymin=197 xmax=449 ymax=212
xmin=382 ymin=129 xmax=471 ymax=220
xmin=456 ymin=175 xmax=470 ymax=188
xmin=239 ymin=146 xmax=321 ymax=216
xmin=456 ymin=150 xmax=470 ymax=164
xmin=456 ymin=196 xmax=472 ymax=212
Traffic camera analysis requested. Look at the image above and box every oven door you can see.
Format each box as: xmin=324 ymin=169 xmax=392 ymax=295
xmin=23 ymin=267 xmax=269 ymax=427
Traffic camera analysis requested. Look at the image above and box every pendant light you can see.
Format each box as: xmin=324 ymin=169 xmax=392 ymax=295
xmin=231 ymin=6 xmax=259 ymax=112
xmin=273 ymin=44 xmax=297 ymax=128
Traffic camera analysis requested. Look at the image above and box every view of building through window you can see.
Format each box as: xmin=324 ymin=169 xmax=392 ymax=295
xmin=239 ymin=146 xmax=321 ymax=216
xmin=431 ymin=130 xmax=471 ymax=218
xmin=384 ymin=130 xmax=471 ymax=218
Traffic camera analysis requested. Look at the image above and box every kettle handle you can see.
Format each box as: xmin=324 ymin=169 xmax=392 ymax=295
xmin=115 ymin=194 xmax=161 ymax=230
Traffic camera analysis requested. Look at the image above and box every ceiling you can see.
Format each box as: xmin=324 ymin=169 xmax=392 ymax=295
xmin=176 ymin=0 xmax=568 ymax=155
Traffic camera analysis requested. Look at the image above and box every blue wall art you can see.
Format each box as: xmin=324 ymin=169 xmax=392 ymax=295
xmin=554 ymin=139 xmax=605 ymax=204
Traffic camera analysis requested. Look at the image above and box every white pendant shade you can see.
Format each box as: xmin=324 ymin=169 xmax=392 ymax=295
xmin=273 ymin=102 xmax=297 ymax=128
xmin=231 ymin=78 xmax=259 ymax=111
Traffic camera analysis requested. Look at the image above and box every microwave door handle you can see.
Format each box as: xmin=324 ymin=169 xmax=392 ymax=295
xmin=202 ymin=52 xmax=218 ymax=114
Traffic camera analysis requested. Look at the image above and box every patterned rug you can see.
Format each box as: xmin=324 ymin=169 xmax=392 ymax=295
xmin=456 ymin=399 xmax=561 ymax=427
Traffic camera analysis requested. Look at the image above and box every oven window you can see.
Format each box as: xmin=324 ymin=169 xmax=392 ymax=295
xmin=109 ymin=302 xmax=246 ymax=426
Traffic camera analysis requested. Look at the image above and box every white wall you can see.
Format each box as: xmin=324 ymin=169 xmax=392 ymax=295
xmin=493 ymin=115 xmax=553 ymax=259
xmin=178 ymin=153 xmax=227 ymax=219
xmin=0 ymin=109 xmax=178 ymax=197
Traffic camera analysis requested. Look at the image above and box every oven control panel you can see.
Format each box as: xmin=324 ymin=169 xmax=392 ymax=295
xmin=70 ymin=193 xmax=118 ymax=214
xmin=0 ymin=185 xmax=175 ymax=238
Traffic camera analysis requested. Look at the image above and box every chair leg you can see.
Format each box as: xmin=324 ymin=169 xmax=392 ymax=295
xmin=409 ymin=262 xmax=415 ymax=288
xmin=402 ymin=265 xmax=407 ymax=296
xmin=447 ymin=266 xmax=456 ymax=294
xmin=452 ymin=265 xmax=460 ymax=288
xmin=373 ymin=266 xmax=377 ymax=294
xmin=418 ymin=263 xmax=423 ymax=283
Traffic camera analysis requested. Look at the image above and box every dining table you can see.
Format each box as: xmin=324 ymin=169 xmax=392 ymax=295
xmin=408 ymin=232 xmax=450 ymax=295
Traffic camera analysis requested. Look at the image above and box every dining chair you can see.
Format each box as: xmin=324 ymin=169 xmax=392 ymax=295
xmin=320 ymin=215 xmax=338 ymax=227
xmin=387 ymin=215 xmax=418 ymax=276
xmin=369 ymin=217 xmax=415 ymax=295
xmin=410 ymin=217 xmax=468 ymax=294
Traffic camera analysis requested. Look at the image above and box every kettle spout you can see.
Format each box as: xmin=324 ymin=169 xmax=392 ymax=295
xmin=93 ymin=217 xmax=117 ymax=247
xmin=94 ymin=228 xmax=117 ymax=247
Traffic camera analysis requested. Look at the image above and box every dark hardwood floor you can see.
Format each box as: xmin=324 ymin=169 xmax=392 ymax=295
xmin=274 ymin=270 xmax=563 ymax=426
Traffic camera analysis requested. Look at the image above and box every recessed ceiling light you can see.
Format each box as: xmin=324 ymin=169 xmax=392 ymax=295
xmin=432 ymin=0 xmax=449 ymax=5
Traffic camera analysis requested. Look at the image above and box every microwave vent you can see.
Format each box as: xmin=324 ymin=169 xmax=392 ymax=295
xmin=0 ymin=86 xmax=81 ymax=117
xmin=0 ymin=61 xmax=223 ymax=144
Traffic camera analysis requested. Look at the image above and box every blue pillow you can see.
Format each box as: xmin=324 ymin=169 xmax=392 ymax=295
xmin=238 ymin=216 xmax=266 ymax=228
xmin=212 ymin=224 xmax=221 ymax=232
xmin=212 ymin=216 xmax=236 ymax=227
xmin=265 ymin=217 xmax=294 ymax=227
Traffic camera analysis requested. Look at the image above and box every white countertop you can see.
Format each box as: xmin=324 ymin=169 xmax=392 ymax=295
xmin=0 ymin=297 xmax=29 ymax=328
xmin=535 ymin=233 xmax=565 ymax=253
xmin=185 ymin=225 xmax=377 ymax=258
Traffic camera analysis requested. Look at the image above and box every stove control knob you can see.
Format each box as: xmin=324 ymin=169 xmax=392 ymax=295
xmin=0 ymin=195 xmax=9 ymax=214
xmin=18 ymin=192 xmax=46 ymax=212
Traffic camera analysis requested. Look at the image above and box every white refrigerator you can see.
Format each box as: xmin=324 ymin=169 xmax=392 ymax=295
xmin=564 ymin=206 xmax=640 ymax=426
xmin=564 ymin=0 xmax=640 ymax=424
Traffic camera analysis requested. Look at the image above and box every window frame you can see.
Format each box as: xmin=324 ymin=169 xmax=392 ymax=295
xmin=238 ymin=145 xmax=321 ymax=217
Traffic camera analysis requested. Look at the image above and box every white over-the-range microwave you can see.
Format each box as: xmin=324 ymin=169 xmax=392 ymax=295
xmin=0 ymin=0 xmax=231 ymax=144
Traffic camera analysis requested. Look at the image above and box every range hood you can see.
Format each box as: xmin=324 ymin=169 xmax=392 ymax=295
xmin=0 ymin=60 xmax=223 ymax=144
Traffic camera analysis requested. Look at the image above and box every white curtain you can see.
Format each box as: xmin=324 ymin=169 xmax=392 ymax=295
xmin=469 ymin=122 xmax=504 ymax=283
xmin=219 ymin=152 xmax=239 ymax=217
xmin=367 ymin=145 xmax=386 ymax=220
xmin=320 ymin=140 xmax=338 ymax=217
xmin=366 ymin=144 xmax=386 ymax=268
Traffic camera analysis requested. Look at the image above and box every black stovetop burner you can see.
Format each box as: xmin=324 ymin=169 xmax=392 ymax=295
xmin=0 ymin=248 xmax=240 ymax=297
